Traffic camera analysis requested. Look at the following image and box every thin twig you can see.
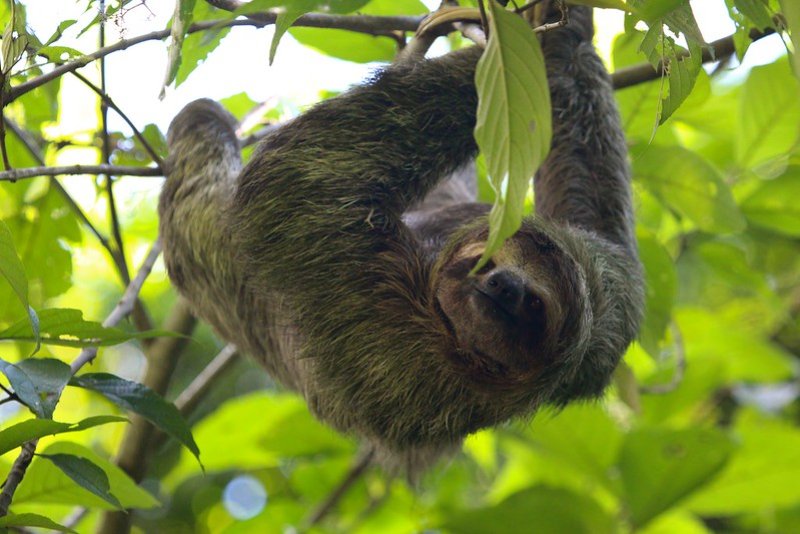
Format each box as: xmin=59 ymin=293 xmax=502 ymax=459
xmin=6 ymin=15 xmax=425 ymax=103
xmin=70 ymin=72 xmax=164 ymax=168
xmin=0 ymin=239 xmax=163 ymax=515
xmin=175 ymin=344 xmax=239 ymax=415
xmin=98 ymin=299 xmax=197 ymax=534
xmin=70 ymin=238 xmax=163 ymax=373
xmin=0 ymin=441 xmax=37 ymax=516
xmin=146 ymin=344 xmax=240 ymax=454
xmin=515 ymin=0 xmax=545 ymax=14
xmin=613 ymin=27 xmax=774 ymax=90
xmin=0 ymin=164 xmax=161 ymax=182
xmin=305 ymin=447 xmax=375 ymax=528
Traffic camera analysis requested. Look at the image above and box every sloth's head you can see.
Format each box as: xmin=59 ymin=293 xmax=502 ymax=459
xmin=434 ymin=220 xmax=593 ymax=393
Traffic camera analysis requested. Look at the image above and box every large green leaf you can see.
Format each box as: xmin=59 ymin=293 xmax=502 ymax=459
xmin=676 ymin=308 xmax=794 ymax=382
xmin=619 ymin=427 xmax=735 ymax=528
xmin=69 ymin=373 xmax=201 ymax=464
xmin=780 ymin=0 xmax=800 ymax=77
xmin=0 ymin=357 xmax=70 ymax=418
xmin=162 ymin=0 xmax=197 ymax=93
xmin=0 ymin=416 xmax=127 ymax=456
xmin=441 ymin=486 xmax=615 ymax=534
xmin=737 ymin=59 xmax=800 ymax=168
xmin=633 ymin=145 xmax=745 ymax=233
xmin=163 ymin=392 xmax=350 ymax=488
xmin=474 ymin=0 xmax=551 ymax=269
xmin=0 ymin=308 xmax=169 ymax=348
xmin=38 ymin=453 xmax=123 ymax=509
xmin=14 ymin=441 xmax=159 ymax=509
xmin=688 ymin=414 xmax=800 ymax=513
xmin=742 ymin=166 xmax=800 ymax=237
xmin=0 ymin=513 xmax=76 ymax=533
xmin=0 ymin=219 xmax=39 ymax=349
xmin=637 ymin=231 xmax=677 ymax=354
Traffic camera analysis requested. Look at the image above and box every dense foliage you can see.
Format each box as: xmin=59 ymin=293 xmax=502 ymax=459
xmin=0 ymin=0 xmax=799 ymax=532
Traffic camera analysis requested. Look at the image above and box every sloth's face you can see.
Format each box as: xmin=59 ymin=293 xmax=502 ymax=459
xmin=434 ymin=230 xmax=568 ymax=383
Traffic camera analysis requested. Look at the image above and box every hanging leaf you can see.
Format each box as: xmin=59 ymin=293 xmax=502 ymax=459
xmin=0 ymin=308 xmax=171 ymax=348
xmin=38 ymin=453 xmax=123 ymax=510
xmin=0 ymin=358 xmax=70 ymax=418
xmin=619 ymin=427 xmax=735 ymax=528
xmin=14 ymin=441 xmax=159 ymax=509
xmin=0 ymin=220 xmax=40 ymax=351
xmin=633 ymin=145 xmax=745 ymax=233
xmin=473 ymin=0 xmax=551 ymax=270
xmin=0 ymin=513 xmax=76 ymax=533
xmin=69 ymin=373 xmax=201 ymax=465
xmin=0 ymin=416 xmax=127 ymax=456
xmin=162 ymin=0 xmax=197 ymax=96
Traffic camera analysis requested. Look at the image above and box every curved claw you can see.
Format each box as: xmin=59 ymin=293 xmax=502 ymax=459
xmin=416 ymin=6 xmax=483 ymax=37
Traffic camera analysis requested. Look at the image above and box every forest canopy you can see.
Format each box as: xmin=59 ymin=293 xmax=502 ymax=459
xmin=0 ymin=0 xmax=799 ymax=533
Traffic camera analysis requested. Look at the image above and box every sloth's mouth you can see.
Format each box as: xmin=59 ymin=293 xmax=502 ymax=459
xmin=471 ymin=286 xmax=517 ymax=323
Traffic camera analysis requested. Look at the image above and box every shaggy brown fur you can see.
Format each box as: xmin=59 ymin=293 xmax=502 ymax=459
xmin=159 ymin=5 xmax=643 ymax=471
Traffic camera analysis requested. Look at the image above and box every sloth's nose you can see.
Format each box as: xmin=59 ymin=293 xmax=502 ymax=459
xmin=484 ymin=270 xmax=525 ymax=314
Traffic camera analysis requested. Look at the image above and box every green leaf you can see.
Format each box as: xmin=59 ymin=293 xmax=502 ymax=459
xmin=633 ymin=145 xmax=745 ymax=233
xmin=474 ymin=1 xmax=551 ymax=270
xmin=737 ymin=58 xmax=800 ymax=167
xmin=742 ymin=167 xmax=800 ymax=236
xmin=43 ymin=19 xmax=77 ymax=46
xmin=14 ymin=441 xmax=159 ymax=509
xmin=637 ymin=231 xmax=676 ymax=354
xmin=291 ymin=0 xmax=427 ymax=62
xmin=1 ymin=1 xmax=32 ymax=74
xmin=163 ymin=392 xmax=350 ymax=487
xmin=782 ymin=0 xmax=800 ymax=77
xmin=441 ymin=486 xmax=615 ymax=534
xmin=38 ymin=453 xmax=123 ymax=509
xmin=570 ymin=0 xmax=633 ymax=11
xmin=0 ymin=219 xmax=39 ymax=350
xmin=0 ymin=308 xmax=169 ymax=348
xmin=69 ymin=373 xmax=201 ymax=464
xmin=735 ymin=0 xmax=773 ymax=29
xmin=0 ymin=513 xmax=77 ymax=533
xmin=0 ymin=416 xmax=127 ymax=456
xmin=659 ymin=41 xmax=702 ymax=124
xmin=688 ymin=415 xmax=800 ymax=514
xmin=638 ymin=0 xmax=686 ymax=23
xmin=162 ymin=0 xmax=196 ymax=94
xmin=619 ymin=427 xmax=736 ymax=528
xmin=0 ymin=358 xmax=70 ymax=418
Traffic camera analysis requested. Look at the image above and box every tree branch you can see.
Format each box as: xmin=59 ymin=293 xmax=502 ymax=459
xmin=611 ymin=28 xmax=774 ymax=90
xmin=0 ymin=164 xmax=161 ymax=182
xmin=0 ymin=239 xmax=163 ymax=517
xmin=70 ymin=238 xmax=163 ymax=373
xmin=305 ymin=447 xmax=375 ymax=528
xmin=97 ymin=298 xmax=198 ymax=534
xmin=6 ymin=13 xmax=424 ymax=104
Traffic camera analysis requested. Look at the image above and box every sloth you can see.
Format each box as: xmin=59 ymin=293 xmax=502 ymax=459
xmin=159 ymin=4 xmax=644 ymax=471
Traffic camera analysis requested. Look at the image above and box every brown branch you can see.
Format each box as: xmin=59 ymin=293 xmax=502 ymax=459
xmin=70 ymin=71 xmax=164 ymax=169
xmin=6 ymin=13 xmax=424 ymax=104
xmin=70 ymin=238 xmax=163 ymax=373
xmin=0 ymin=240 xmax=163 ymax=517
xmin=0 ymin=164 xmax=161 ymax=182
xmin=175 ymin=344 xmax=239 ymax=416
xmin=305 ymin=448 xmax=375 ymax=528
xmin=0 ymin=440 xmax=37 ymax=515
xmin=2 ymin=117 xmax=154 ymax=334
xmin=612 ymin=28 xmax=775 ymax=90
xmin=97 ymin=298 xmax=197 ymax=534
